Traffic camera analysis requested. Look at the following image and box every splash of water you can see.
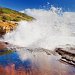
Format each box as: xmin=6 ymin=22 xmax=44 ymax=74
xmin=4 ymin=7 xmax=75 ymax=50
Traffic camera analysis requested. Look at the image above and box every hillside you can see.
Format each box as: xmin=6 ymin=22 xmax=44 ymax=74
xmin=0 ymin=7 xmax=33 ymax=21
xmin=0 ymin=7 xmax=33 ymax=36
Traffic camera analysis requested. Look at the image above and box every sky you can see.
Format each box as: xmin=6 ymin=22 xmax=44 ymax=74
xmin=0 ymin=0 xmax=75 ymax=11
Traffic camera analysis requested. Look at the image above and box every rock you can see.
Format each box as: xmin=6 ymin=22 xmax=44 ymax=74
xmin=0 ymin=21 xmax=17 ymax=36
xmin=55 ymin=47 xmax=75 ymax=65
xmin=0 ymin=41 xmax=14 ymax=55
xmin=0 ymin=41 xmax=8 ymax=50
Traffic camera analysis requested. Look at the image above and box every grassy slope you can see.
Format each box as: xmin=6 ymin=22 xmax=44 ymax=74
xmin=0 ymin=7 xmax=33 ymax=21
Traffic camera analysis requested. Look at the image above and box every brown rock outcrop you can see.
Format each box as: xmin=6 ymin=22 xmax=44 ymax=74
xmin=0 ymin=21 xmax=17 ymax=36
xmin=0 ymin=41 xmax=8 ymax=50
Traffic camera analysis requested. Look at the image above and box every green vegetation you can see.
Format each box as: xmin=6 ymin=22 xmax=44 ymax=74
xmin=0 ymin=6 xmax=34 ymax=22
xmin=0 ymin=49 xmax=14 ymax=56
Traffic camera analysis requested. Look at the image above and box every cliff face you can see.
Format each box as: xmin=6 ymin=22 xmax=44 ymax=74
xmin=0 ymin=21 xmax=17 ymax=35
xmin=0 ymin=7 xmax=33 ymax=36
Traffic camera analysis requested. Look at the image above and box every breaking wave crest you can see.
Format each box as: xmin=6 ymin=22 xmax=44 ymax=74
xmin=3 ymin=7 xmax=75 ymax=50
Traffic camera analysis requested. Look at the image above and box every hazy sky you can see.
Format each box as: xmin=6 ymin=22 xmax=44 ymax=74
xmin=0 ymin=0 xmax=75 ymax=11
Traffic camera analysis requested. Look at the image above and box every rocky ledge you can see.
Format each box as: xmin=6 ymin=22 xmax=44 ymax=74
xmin=55 ymin=46 xmax=75 ymax=65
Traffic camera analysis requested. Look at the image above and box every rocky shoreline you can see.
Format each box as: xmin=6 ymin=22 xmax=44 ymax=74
xmin=0 ymin=41 xmax=75 ymax=75
xmin=0 ymin=40 xmax=75 ymax=66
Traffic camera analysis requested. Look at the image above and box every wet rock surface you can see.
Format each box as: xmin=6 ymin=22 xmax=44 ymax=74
xmin=0 ymin=41 xmax=14 ymax=55
xmin=55 ymin=45 xmax=75 ymax=65
xmin=0 ymin=42 xmax=75 ymax=75
xmin=0 ymin=41 xmax=8 ymax=50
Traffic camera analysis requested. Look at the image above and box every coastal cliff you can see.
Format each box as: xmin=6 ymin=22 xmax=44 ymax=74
xmin=0 ymin=7 xmax=33 ymax=36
